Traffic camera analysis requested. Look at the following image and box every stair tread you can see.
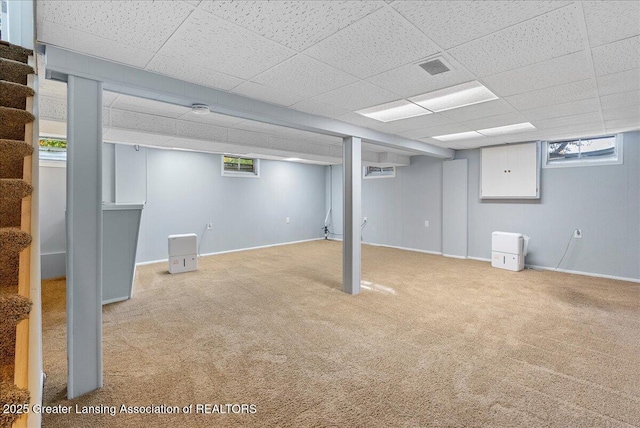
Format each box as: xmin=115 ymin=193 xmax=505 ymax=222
xmin=0 ymin=41 xmax=33 ymax=63
xmin=0 ymin=139 xmax=33 ymax=158
xmin=0 ymin=80 xmax=34 ymax=110
xmin=0 ymin=294 xmax=31 ymax=326
xmin=0 ymin=57 xmax=35 ymax=85
xmin=0 ymin=227 xmax=32 ymax=253
xmin=0 ymin=179 xmax=33 ymax=200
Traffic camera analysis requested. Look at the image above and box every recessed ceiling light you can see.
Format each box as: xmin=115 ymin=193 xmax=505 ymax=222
xmin=356 ymin=100 xmax=431 ymax=122
xmin=477 ymin=122 xmax=536 ymax=136
xmin=432 ymin=131 xmax=484 ymax=141
xmin=409 ymin=81 xmax=498 ymax=113
xmin=191 ymin=104 xmax=210 ymax=115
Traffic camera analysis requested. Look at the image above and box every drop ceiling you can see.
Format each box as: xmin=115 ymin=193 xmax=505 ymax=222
xmin=36 ymin=0 xmax=640 ymax=155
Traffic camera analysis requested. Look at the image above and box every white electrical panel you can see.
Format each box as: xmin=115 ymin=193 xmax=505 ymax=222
xmin=491 ymin=231 xmax=529 ymax=272
xmin=168 ymin=233 xmax=197 ymax=274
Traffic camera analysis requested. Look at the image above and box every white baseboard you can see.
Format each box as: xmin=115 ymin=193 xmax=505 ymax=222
xmin=525 ymin=264 xmax=640 ymax=283
xmin=366 ymin=242 xmax=442 ymax=256
xmin=443 ymin=254 xmax=467 ymax=259
xmin=136 ymin=237 xmax=324 ymax=267
xmin=468 ymin=256 xmax=491 ymax=262
xmin=466 ymin=256 xmax=639 ymax=283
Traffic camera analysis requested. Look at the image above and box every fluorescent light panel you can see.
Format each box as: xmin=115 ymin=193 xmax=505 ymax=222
xmin=478 ymin=122 xmax=536 ymax=136
xmin=356 ymin=100 xmax=431 ymax=122
xmin=409 ymin=81 xmax=498 ymax=112
xmin=432 ymin=131 xmax=484 ymax=141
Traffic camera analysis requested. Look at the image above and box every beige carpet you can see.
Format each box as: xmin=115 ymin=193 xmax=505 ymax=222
xmin=41 ymin=241 xmax=640 ymax=427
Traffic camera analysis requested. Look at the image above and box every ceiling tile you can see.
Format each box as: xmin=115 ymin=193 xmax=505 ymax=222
xmin=111 ymin=95 xmax=190 ymax=119
xmin=177 ymin=111 xmax=245 ymax=127
xmin=591 ymin=36 xmax=640 ymax=76
xmin=39 ymin=96 xmax=66 ymax=121
xmin=176 ymin=120 xmax=228 ymax=142
xmin=532 ymin=111 xmax=603 ymax=130
xmin=145 ymin=55 xmax=244 ymax=91
xmin=104 ymin=129 xmax=174 ymax=146
xmin=600 ymin=91 xmax=640 ymax=111
xmin=601 ymin=106 xmax=640 ymax=122
xmin=37 ymin=0 xmax=194 ymax=52
xmin=399 ymin=123 xmax=474 ymax=140
xmin=40 ymin=120 xmax=67 ymax=137
xmin=200 ymin=1 xmax=383 ymax=52
xmin=520 ymin=98 xmax=601 ymax=122
xmin=539 ymin=124 xmax=606 ymax=141
xmin=482 ymin=51 xmax=592 ymax=97
xmin=228 ymin=129 xmax=271 ymax=147
xmin=604 ymin=118 xmax=640 ymax=133
xmin=375 ymin=112 xmax=454 ymax=134
xmin=597 ymin=68 xmax=640 ymax=96
xmin=366 ymin=55 xmax=475 ymax=98
xmin=310 ymin=81 xmax=399 ymax=111
xmin=38 ymin=78 xmax=66 ymax=99
xmin=304 ymin=8 xmax=440 ymax=79
xmin=448 ymin=4 xmax=584 ymax=76
xmin=231 ymin=81 xmax=304 ymax=107
xmin=156 ymin=10 xmax=295 ymax=80
xmin=583 ymin=1 xmax=640 ymax=47
xmin=103 ymin=91 xmax=119 ymax=107
xmin=461 ymin=112 xmax=530 ymax=131
xmin=505 ymin=79 xmax=598 ymax=111
xmin=251 ymin=54 xmax=358 ymax=98
xmin=38 ymin=20 xmax=153 ymax=68
xmin=438 ymin=99 xmax=516 ymax=122
xmin=110 ymin=109 xmax=177 ymax=135
xmin=393 ymin=1 xmax=569 ymax=49
xmin=290 ymin=100 xmax=350 ymax=119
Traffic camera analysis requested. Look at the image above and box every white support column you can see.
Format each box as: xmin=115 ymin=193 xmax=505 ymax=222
xmin=66 ymin=76 xmax=103 ymax=398
xmin=343 ymin=136 xmax=361 ymax=295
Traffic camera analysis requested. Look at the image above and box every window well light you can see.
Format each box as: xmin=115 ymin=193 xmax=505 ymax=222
xmin=477 ymin=122 xmax=536 ymax=136
xmin=431 ymin=131 xmax=484 ymax=141
xmin=356 ymin=100 xmax=431 ymax=122
xmin=408 ymin=81 xmax=498 ymax=112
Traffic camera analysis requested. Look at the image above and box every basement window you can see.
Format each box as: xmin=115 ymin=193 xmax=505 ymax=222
xmin=221 ymin=155 xmax=260 ymax=178
xmin=39 ymin=137 xmax=67 ymax=166
xmin=363 ymin=165 xmax=396 ymax=179
xmin=544 ymin=134 xmax=622 ymax=168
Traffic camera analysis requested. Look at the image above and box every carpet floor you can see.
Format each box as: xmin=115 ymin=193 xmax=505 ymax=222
xmin=41 ymin=240 xmax=640 ymax=427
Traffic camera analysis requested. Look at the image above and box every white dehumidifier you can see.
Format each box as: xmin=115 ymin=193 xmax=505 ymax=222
xmin=491 ymin=232 xmax=529 ymax=272
xmin=168 ymin=233 xmax=197 ymax=274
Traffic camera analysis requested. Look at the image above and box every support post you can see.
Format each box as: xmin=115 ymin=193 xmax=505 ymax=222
xmin=66 ymin=76 xmax=103 ymax=398
xmin=342 ymin=136 xmax=361 ymax=295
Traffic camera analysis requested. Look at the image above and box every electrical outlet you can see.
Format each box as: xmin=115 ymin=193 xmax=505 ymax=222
xmin=363 ymin=217 xmax=367 ymax=222
xmin=574 ymin=229 xmax=582 ymax=239
xmin=424 ymin=220 xmax=429 ymax=227
xmin=207 ymin=223 xmax=212 ymax=230
xmin=286 ymin=217 xmax=290 ymax=224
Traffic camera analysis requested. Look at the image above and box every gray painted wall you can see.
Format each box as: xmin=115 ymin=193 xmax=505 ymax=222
xmin=39 ymin=165 xmax=67 ymax=279
xmin=121 ymin=147 xmax=327 ymax=263
xmin=455 ymin=131 xmax=640 ymax=280
xmin=442 ymin=159 xmax=468 ymax=258
xmin=328 ymin=155 xmax=443 ymax=253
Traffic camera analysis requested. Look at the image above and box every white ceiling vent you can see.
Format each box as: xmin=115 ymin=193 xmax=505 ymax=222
xmin=419 ymin=57 xmax=452 ymax=76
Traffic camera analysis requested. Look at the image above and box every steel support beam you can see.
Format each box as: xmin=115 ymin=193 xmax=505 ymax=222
xmin=66 ymin=76 xmax=103 ymax=398
xmin=343 ymin=136 xmax=361 ymax=295
xmin=44 ymin=46 xmax=454 ymax=159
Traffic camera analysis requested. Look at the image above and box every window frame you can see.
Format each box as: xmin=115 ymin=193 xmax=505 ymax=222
xmin=38 ymin=136 xmax=67 ymax=166
xmin=542 ymin=134 xmax=623 ymax=169
xmin=363 ymin=165 xmax=396 ymax=179
xmin=221 ymin=155 xmax=260 ymax=178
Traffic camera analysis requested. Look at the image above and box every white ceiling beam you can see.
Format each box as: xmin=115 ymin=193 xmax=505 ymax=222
xmin=44 ymin=46 xmax=454 ymax=159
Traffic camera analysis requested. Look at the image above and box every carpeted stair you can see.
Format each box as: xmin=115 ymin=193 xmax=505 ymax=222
xmin=0 ymin=40 xmax=35 ymax=428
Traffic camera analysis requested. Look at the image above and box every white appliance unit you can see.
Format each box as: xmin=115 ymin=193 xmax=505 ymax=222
xmin=491 ymin=232 xmax=529 ymax=272
xmin=168 ymin=233 xmax=198 ymax=274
